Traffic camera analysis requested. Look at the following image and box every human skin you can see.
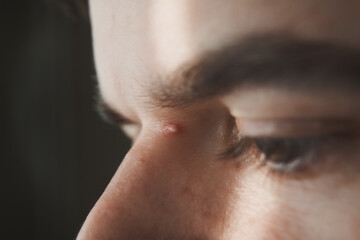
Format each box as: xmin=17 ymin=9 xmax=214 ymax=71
xmin=77 ymin=0 xmax=360 ymax=239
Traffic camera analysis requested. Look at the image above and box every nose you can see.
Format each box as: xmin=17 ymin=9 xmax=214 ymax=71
xmin=77 ymin=124 xmax=237 ymax=239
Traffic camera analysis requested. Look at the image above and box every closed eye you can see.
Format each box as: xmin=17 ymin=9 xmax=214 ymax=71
xmin=218 ymin=118 xmax=360 ymax=177
xmin=218 ymin=135 xmax=330 ymax=176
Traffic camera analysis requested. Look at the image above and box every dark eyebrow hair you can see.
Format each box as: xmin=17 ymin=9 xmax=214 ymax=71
xmin=96 ymin=33 xmax=360 ymax=125
xmin=150 ymin=33 xmax=360 ymax=108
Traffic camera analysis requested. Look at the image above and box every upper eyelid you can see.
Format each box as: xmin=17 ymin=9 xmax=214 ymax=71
xmin=235 ymin=118 xmax=360 ymax=137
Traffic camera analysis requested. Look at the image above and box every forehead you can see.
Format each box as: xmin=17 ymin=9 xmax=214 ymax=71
xmin=89 ymin=0 xmax=360 ymax=116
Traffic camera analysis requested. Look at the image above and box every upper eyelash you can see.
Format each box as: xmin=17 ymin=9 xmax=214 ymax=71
xmin=218 ymin=137 xmax=250 ymax=159
xmin=253 ymin=137 xmax=321 ymax=161
xmin=218 ymin=135 xmax=324 ymax=173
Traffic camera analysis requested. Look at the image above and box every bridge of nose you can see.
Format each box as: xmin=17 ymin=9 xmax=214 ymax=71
xmin=78 ymin=125 xmax=242 ymax=239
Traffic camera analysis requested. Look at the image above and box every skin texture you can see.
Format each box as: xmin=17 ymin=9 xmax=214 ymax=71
xmin=78 ymin=0 xmax=360 ymax=239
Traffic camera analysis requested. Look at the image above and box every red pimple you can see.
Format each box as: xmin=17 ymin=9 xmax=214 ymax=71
xmin=162 ymin=123 xmax=182 ymax=136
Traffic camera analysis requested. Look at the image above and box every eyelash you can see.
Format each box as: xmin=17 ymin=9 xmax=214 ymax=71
xmin=219 ymin=135 xmax=325 ymax=174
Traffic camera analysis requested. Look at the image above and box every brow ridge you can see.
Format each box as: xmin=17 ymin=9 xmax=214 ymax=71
xmin=150 ymin=33 xmax=360 ymax=108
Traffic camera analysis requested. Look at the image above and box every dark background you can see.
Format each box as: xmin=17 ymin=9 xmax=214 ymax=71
xmin=1 ymin=1 xmax=129 ymax=239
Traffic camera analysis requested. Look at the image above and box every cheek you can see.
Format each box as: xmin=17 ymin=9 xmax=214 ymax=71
xmin=248 ymin=206 xmax=304 ymax=240
xmin=222 ymin=173 xmax=306 ymax=239
xmin=225 ymin=160 xmax=360 ymax=240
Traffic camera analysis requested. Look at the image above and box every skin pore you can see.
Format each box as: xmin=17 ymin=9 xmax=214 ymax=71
xmin=78 ymin=0 xmax=360 ymax=239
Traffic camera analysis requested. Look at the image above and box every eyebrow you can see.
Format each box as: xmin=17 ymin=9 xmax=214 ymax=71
xmin=96 ymin=33 xmax=360 ymax=124
xmin=151 ymin=33 xmax=360 ymax=107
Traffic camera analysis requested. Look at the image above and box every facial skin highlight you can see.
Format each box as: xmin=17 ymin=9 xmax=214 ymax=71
xmin=78 ymin=0 xmax=360 ymax=239
xmin=161 ymin=123 xmax=183 ymax=136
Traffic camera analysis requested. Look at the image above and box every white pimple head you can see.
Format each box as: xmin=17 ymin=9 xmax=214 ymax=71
xmin=162 ymin=123 xmax=182 ymax=136
xmin=166 ymin=125 xmax=177 ymax=132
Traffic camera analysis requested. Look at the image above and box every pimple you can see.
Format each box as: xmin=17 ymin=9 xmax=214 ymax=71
xmin=161 ymin=123 xmax=183 ymax=136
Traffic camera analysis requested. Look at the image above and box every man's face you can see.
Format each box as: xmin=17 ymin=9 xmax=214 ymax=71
xmin=78 ymin=0 xmax=360 ymax=239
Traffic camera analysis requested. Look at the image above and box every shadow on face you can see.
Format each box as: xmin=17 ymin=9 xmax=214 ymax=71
xmin=78 ymin=0 xmax=360 ymax=239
